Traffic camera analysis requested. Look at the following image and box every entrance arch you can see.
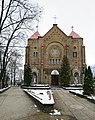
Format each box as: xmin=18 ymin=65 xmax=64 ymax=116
xmin=32 ymin=72 xmax=37 ymax=83
xmin=72 ymin=69 xmax=80 ymax=84
xmin=74 ymin=72 xmax=79 ymax=85
xmin=51 ymin=70 xmax=59 ymax=86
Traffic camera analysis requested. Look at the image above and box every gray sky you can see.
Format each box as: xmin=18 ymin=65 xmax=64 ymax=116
xmin=30 ymin=0 xmax=95 ymax=66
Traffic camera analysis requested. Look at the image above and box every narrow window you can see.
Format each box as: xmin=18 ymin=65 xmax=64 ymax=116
xmin=73 ymin=52 xmax=77 ymax=58
xmin=49 ymin=59 xmax=51 ymax=64
xmin=51 ymin=59 xmax=53 ymax=64
xmin=36 ymin=52 xmax=38 ymax=57
xmin=56 ymin=59 xmax=57 ymax=64
xmin=53 ymin=59 xmax=54 ymax=64
xmin=33 ymin=52 xmax=38 ymax=57
xmin=33 ymin=52 xmax=35 ymax=57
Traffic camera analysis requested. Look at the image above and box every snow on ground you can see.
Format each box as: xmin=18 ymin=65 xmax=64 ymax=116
xmin=63 ymin=84 xmax=83 ymax=90
xmin=24 ymin=89 xmax=55 ymax=105
xmin=24 ymin=88 xmax=62 ymax=116
xmin=0 ymin=88 xmax=6 ymax=92
xmin=49 ymin=109 xmax=61 ymax=115
xmin=87 ymin=95 xmax=95 ymax=100
xmin=69 ymin=89 xmax=95 ymax=101
xmin=0 ymin=86 xmax=10 ymax=93
xmin=69 ymin=90 xmax=83 ymax=95
xmin=63 ymin=87 xmax=83 ymax=90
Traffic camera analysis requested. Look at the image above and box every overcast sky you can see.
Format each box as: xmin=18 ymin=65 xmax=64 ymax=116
xmin=30 ymin=0 xmax=95 ymax=66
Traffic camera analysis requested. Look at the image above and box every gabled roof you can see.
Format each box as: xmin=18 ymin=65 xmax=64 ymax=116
xmin=30 ymin=31 xmax=40 ymax=39
xmin=43 ymin=24 xmax=68 ymax=38
xmin=29 ymin=25 xmax=81 ymax=40
xmin=69 ymin=31 xmax=81 ymax=38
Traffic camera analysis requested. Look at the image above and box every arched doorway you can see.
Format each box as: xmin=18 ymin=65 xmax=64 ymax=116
xmin=32 ymin=72 xmax=37 ymax=83
xmin=74 ymin=72 xmax=79 ymax=85
xmin=51 ymin=70 xmax=59 ymax=86
xmin=72 ymin=69 xmax=80 ymax=84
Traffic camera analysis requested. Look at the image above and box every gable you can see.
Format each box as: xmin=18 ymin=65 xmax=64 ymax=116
xmin=43 ymin=24 xmax=68 ymax=39
xmin=69 ymin=31 xmax=81 ymax=38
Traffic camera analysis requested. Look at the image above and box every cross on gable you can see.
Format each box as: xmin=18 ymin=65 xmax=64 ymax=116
xmin=36 ymin=18 xmax=39 ymax=31
xmin=53 ymin=15 xmax=57 ymax=24
xmin=36 ymin=25 xmax=39 ymax=31
xmin=71 ymin=26 xmax=74 ymax=31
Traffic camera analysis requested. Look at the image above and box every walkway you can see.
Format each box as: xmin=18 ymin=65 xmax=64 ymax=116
xmin=0 ymin=87 xmax=95 ymax=120
xmin=53 ymin=88 xmax=95 ymax=120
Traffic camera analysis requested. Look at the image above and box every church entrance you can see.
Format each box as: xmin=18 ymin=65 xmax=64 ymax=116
xmin=51 ymin=70 xmax=59 ymax=86
xmin=32 ymin=72 xmax=37 ymax=84
xmin=74 ymin=72 xmax=79 ymax=85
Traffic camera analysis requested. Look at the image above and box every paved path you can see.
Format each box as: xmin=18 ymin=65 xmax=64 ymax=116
xmin=0 ymin=87 xmax=95 ymax=120
xmin=52 ymin=88 xmax=95 ymax=120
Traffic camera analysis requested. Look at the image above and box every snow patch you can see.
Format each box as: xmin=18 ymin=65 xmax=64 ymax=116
xmin=70 ymin=90 xmax=83 ymax=95
xmin=69 ymin=90 xmax=95 ymax=101
xmin=49 ymin=109 xmax=61 ymax=116
xmin=34 ymin=104 xmax=37 ymax=107
xmin=24 ymin=89 xmax=55 ymax=105
xmin=0 ymin=86 xmax=10 ymax=93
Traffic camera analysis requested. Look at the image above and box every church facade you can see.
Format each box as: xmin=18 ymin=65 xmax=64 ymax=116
xmin=25 ymin=24 xmax=86 ymax=86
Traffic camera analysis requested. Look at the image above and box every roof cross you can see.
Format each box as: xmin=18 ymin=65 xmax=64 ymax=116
xmin=36 ymin=19 xmax=39 ymax=32
xmin=53 ymin=15 xmax=57 ymax=24
xmin=71 ymin=26 xmax=74 ymax=31
xmin=36 ymin=25 xmax=39 ymax=32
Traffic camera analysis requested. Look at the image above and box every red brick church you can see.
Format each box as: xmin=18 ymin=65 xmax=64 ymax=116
xmin=25 ymin=24 xmax=86 ymax=85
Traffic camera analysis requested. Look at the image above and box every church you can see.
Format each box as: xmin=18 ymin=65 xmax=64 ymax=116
xmin=25 ymin=24 xmax=86 ymax=86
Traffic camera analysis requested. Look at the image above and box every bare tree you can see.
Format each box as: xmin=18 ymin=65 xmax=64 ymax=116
xmin=0 ymin=0 xmax=42 ymax=88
